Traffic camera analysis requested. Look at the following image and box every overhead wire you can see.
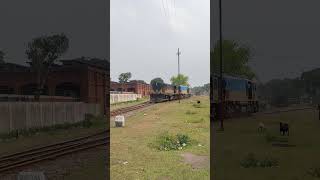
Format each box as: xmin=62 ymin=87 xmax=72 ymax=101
xmin=161 ymin=0 xmax=167 ymax=17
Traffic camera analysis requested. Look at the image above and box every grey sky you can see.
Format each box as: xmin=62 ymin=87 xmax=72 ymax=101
xmin=0 ymin=0 xmax=108 ymax=65
xmin=111 ymin=0 xmax=209 ymax=87
xmin=211 ymin=0 xmax=320 ymax=83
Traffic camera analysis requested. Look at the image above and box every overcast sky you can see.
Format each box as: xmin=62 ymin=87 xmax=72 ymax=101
xmin=111 ymin=0 xmax=210 ymax=87
xmin=0 ymin=0 xmax=108 ymax=65
xmin=211 ymin=0 xmax=320 ymax=83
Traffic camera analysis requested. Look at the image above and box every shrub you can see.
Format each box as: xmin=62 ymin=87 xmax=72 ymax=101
xmin=259 ymin=157 xmax=279 ymax=167
xmin=240 ymin=153 xmax=258 ymax=168
xmin=240 ymin=153 xmax=279 ymax=168
xmin=154 ymin=132 xmax=191 ymax=151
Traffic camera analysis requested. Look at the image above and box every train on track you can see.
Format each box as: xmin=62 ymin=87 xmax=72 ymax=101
xmin=211 ymin=74 xmax=259 ymax=118
xmin=150 ymin=84 xmax=191 ymax=103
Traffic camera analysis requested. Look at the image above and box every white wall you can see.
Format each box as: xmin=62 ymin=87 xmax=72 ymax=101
xmin=110 ymin=93 xmax=142 ymax=104
xmin=0 ymin=102 xmax=101 ymax=133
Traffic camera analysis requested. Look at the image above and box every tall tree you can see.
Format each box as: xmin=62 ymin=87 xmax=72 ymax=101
xmin=150 ymin=78 xmax=165 ymax=92
xmin=26 ymin=33 xmax=69 ymax=101
xmin=211 ymin=40 xmax=255 ymax=79
xmin=170 ymin=74 xmax=189 ymax=86
xmin=0 ymin=50 xmax=5 ymax=63
xmin=118 ymin=72 xmax=132 ymax=92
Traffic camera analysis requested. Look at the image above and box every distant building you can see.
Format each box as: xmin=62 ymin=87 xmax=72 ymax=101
xmin=0 ymin=57 xmax=109 ymax=114
xmin=110 ymin=80 xmax=150 ymax=96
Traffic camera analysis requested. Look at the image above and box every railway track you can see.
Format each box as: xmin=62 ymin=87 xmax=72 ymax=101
xmin=0 ymin=130 xmax=109 ymax=174
xmin=110 ymin=101 xmax=153 ymax=117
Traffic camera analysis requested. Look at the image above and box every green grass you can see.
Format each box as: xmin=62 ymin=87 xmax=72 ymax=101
xmin=111 ymin=96 xmax=210 ymax=180
xmin=214 ymin=108 xmax=320 ymax=180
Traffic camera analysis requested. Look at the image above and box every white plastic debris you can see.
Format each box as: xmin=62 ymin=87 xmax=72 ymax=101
xmin=115 ymin=115 xmax=125 ymax=127
xmin=123 ymin=161 xmax=128 ymax=165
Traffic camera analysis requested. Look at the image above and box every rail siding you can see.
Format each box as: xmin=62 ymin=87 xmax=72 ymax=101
xmin=0 ymin=102 xmax=101 ymax=133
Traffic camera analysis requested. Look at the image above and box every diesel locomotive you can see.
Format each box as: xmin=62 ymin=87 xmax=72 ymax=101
xmin=150 ymin=84 xmax=191 ymax=103
xmin=211 ymin=74 xmax=259 ymax=118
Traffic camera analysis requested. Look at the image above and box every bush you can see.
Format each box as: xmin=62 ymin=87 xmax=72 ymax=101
xmin=259 ymin=157 xmax=279 ymax=167
xmin=154 ymin=132 xmax=191 ymax=151
xmin=240 ymin=153 xmax=259 ymax=168
xmin=240 ymin=153 xmax=278 ymax=168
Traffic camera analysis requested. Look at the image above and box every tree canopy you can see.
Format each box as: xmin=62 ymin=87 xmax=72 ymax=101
xmin=211 ymin=40 xmax=255 ymax=80
xmin=150 ymin=77 xmax=165 ymax=92
xmin=26 ymin=33 xmax=69 ymax=100
xmin=190 ymin=83 xmax=210 ymax=95
xmin=118 ymin=72 xmax=132 ymax=83
xmin=0 ymin=50 xmax=5 ymax=63
xmin=170 ymin=74 xmax=189 ymax=86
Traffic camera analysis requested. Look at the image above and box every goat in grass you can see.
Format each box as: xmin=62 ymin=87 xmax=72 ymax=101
xmin=258 ymin=122 xmax=266 ymax=132
xmin=280 ymin=122 xmax=289 ymax=136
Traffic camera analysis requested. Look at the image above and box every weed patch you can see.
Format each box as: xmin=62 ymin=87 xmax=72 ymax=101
xmin=0 ymin=118 xmax=94 ymax=141
xmin=240 ymin=153 xmax=279 ymax=168
xmin=152 ymin=132 xmax=191 ymax=151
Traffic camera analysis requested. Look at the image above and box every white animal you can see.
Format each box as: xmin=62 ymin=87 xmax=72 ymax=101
xmin=258 ymin=122 xmax=266 ymax=132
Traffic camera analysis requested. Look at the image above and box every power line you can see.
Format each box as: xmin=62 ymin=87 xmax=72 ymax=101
xmin=166 ymin=0 xmax=170 ymax=18
xmin=161 ymin=0 xmax=167 ymax=16
xmin=173 ymin=0 xmax=176 ymax=16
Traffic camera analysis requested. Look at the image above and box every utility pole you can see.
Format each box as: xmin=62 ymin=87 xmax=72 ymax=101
xmin=177 ymin=48 xmax=181 ymax=103
xmin=219 ymin=0 xmax=224 ymax=131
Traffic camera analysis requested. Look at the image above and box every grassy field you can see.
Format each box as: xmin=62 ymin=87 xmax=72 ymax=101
xmin=111 ymin=96 xmax=210 ymax=180
xmin=214 ymin=108 xmax=320 ymax=180
xmin=111 ymin=97 xmax=150 ymax=111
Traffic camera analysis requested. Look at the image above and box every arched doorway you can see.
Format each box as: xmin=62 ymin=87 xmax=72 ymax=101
xmin=21 ymin=84 xmax=48 ymax=95
xmin=55 ymin=82 xmax=80 ymax=99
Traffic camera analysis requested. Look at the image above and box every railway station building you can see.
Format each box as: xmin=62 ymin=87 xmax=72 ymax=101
xmin=110 ymin=80 xmax=151 ymax=96
xmin=0 ymin=57 xmax=109 ymax=114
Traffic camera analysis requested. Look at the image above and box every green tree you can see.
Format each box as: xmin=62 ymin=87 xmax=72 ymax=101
xmin=150 ymin=78 xmax=165 ymax=92
xmin=26 ymin=33 xmax=69 ymax=101
xmin=211 ymin=40 xmax=255 ymax=79
xmin=0 ymin=50 xmax=5 ymax=63
xmin=170 ymin=74 xmax=189 ymax=86
xmin=190 ymin=83 xmax=210 ymax=96
xmin=118 ymin=72 xmax=132 ymax=92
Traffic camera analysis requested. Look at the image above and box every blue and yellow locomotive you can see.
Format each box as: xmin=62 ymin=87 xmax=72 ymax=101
xmin=211 ymin=74 xmax=259 ymax=118
xmin=150 ymin=84 xmax=191 ymax=103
